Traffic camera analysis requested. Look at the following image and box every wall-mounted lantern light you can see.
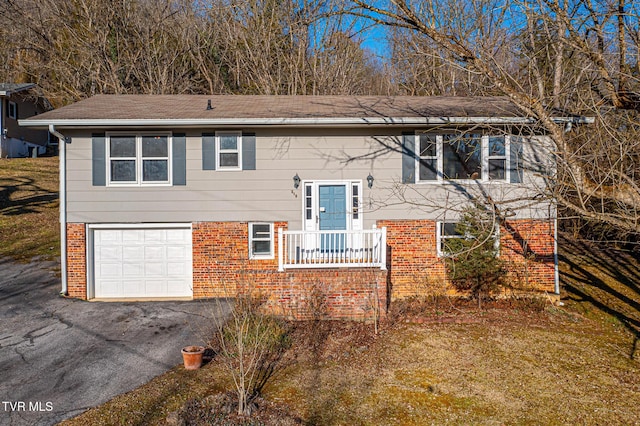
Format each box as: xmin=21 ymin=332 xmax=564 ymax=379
xmin=293 ymin=173 xmax=301 ymax=189
xmin=367 ymin=173 xmax=374 ymax=189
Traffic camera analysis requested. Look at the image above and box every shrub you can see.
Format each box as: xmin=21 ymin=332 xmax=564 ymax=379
xmin=213 ymin=295 xmax=290 ymax=416
xmin=443 ymin=205 xmax=507 ymax=307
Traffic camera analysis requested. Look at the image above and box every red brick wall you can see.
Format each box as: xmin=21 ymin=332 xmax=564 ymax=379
xmin=378 ymin=219 xmax=556 ymax=299
xmin=377 ymin=220 xmax=448 ymax=299
xmin=273 ymin=269 xmax=387 ymax=321
xmin=64 ymin=218 xmax=555 ymax=316
xmin=192 ymin=221 xmax=387 ymax=320
xmin=192 ymin=221 xmax=287 ymax=298
xmin=66 ymin=223 xmax=87 ymax=299
xmin=500 ymin=219 xmax=556 ymax=293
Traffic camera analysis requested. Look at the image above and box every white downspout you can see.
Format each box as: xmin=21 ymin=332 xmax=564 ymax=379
xmin=49 ymin=124 xmax=68 ymax=296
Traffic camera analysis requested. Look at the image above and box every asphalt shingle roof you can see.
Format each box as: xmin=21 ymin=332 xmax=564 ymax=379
xmin=26 ymin=95 xmax=524 ymax=122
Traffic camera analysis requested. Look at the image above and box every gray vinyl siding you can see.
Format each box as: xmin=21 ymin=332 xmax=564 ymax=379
xmin=64 ymin=128 xmax=553 ymax=227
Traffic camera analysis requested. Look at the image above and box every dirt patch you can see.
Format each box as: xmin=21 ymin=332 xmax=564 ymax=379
xmin=169 ymin=393 xmax=302 ymax=425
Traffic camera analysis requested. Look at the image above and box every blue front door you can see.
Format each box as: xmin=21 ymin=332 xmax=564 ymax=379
xmin=319 ymin=185 xmax=347 ymax=251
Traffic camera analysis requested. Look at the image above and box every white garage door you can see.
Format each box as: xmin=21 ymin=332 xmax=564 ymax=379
xmin=93 ymin=226 xmax=193 ymax=299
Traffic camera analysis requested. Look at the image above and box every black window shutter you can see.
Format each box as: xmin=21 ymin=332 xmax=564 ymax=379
xmin=173 ymin=133 xmax=186 ymax=185
xmin=202 ymin=133 xmax=216 ymax=170
xmin=401 ymin=131 xmax=416 ymax=184
xmin=92 ymin=133 xmax=106 ymax=186
xmin=242 ymin=132 xmax=256 ymax=170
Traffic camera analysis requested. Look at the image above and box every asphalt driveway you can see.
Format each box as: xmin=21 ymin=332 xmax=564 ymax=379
xmin=0 ymin=257 xmax=231 ymax=426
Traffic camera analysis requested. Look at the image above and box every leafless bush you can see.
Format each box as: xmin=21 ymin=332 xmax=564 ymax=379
xmin=211 ymin=294 xmax=290 ymax=416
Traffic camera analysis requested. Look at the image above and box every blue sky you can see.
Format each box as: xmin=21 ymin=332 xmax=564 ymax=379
xmin=360 ymin=22 xmax=391 ymax=59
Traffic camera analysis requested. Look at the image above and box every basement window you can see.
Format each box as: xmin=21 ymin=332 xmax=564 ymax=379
xmin=249 ymin=223 xmax=274 ymax=259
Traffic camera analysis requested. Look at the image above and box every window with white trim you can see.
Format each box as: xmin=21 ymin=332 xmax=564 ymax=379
xmin=249 ymin=223 xmax=274 ymax=259
xmin=108 ymin=133 xmax=171 ymax=185
xmin=352 ymin=183 xmax=360 ymax=219
xmin=443 ymin=133 xmax=482 ymax=179
xmin=487 ymin=136 xmax=506 ymax=180
xmin=216 ymin=132 xmax=242 ymax=170
xmin=304 ymin=184 xmax=313 ymax=220
xmin=416 ymin=134 xmax=512 ymax=182
xmin=437 ymin=222 xmax=465 ymax=256
xmin=437 ymin=221 xmax=500 ymax=257
xmin=418 ymin=133 xmax=438 ymax=181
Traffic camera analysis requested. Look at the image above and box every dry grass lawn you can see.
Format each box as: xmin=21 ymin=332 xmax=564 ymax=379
xmin=63 ymin=237 xmax=640 ymax=425
xmin=60 ymin=308 xmax=640 ymax=425
xmin=0 ymin=157 xmax=59 ymax=261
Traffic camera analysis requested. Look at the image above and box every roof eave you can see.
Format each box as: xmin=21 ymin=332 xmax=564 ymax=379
xmin=0 ymin=83 xmax=36 ymax=97
xmin=20 ymin=116 xmax=593 ymax=129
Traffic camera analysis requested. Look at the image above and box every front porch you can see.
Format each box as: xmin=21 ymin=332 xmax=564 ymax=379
xmin=277 ymin=228 xmax=387 ymax=271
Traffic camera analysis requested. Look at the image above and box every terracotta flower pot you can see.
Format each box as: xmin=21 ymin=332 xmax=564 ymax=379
xmin=181 ymin=345 xmax=205 ymax=370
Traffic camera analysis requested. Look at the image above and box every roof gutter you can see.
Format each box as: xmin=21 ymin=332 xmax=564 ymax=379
xmin=49 ymin=124 xmax=68 ymax=297
xmin=20 ymin=116 xmax=596 ymax=129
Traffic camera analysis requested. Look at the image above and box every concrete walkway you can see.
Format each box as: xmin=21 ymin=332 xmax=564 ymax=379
xmin=0 ymin=258 xmax=231 ymax=426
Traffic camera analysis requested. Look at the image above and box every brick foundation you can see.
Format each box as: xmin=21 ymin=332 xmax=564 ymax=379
xmin=500 ymin=220 xmax=556 ymax=293
xmin=378 ymin=219 xmax=556 ymax=299
xmin=66 ymin=223 xmax=87 ymax=299
xmin=65 ymin=218 xmax=555 ymax=318
xmin=192 ymin=222 xmax=387 ymax=320
xmin=377 ymin=220 xmax=448 ymax=299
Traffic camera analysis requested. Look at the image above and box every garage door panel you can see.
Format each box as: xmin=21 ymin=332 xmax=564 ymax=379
xmin=122 ymin=280 xmax=145 ymax=296
xmin=144 ymin=262 xmax=165 ymax=276
xmin=167 ymin=229 xmax=189 ymax=241
xmin=145 ymin=246 xmax=165 ymax=261
xmin=144 ymin=229 xmax=165 ymax=243
xmin=98 ymin=262 xmax=123 ymax=279
xmin=122 ymin=247 xmax=144 ymax=263
xmin=167 ymin=261 xmax=188 ymax=276
xmin=93 ymin=226 xmax=193 ymax=299
xmin=122 ymin=229 xmax=144 ymax=243
xmin=145 ymin=280 xmax=166 ymax=294
xmin=96 ymin=280 xmax=123 ymax=297
xmin=96 ymin=230 xmax=121 ymax=244
xmin=96 ymin=246 xmax=122 ymax=262
xmin=167 ymin=245 xmax=187 ymax=259
xmin=123 ymin=262 xmax=144 ymax=277
xmin=167 ymin=280 xmax=192 ymax=296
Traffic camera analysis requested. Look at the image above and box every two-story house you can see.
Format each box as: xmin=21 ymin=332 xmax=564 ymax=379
xmin=21 ymin=95 xmax=591 ymax=319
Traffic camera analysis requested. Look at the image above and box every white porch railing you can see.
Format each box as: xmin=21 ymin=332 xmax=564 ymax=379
xmin=278 ymin=227 xmax=387 ymax=271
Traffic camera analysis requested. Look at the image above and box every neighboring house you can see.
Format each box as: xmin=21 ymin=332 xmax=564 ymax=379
xmin=0 ymin=83 xmax=52 ymax=158
xmin=20 ymin=95 xmax=592 ymax=319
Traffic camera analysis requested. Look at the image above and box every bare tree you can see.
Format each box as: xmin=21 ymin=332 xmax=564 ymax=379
xmin=0 ymin=0 xmax=215 ymax=104
xmin=0 ymin=0 xmax=392 ymax=101
xmin=213 ymin=294 xmax=289 ymax=416
xmin=351 ymin=0 xmax=640 ymax=238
